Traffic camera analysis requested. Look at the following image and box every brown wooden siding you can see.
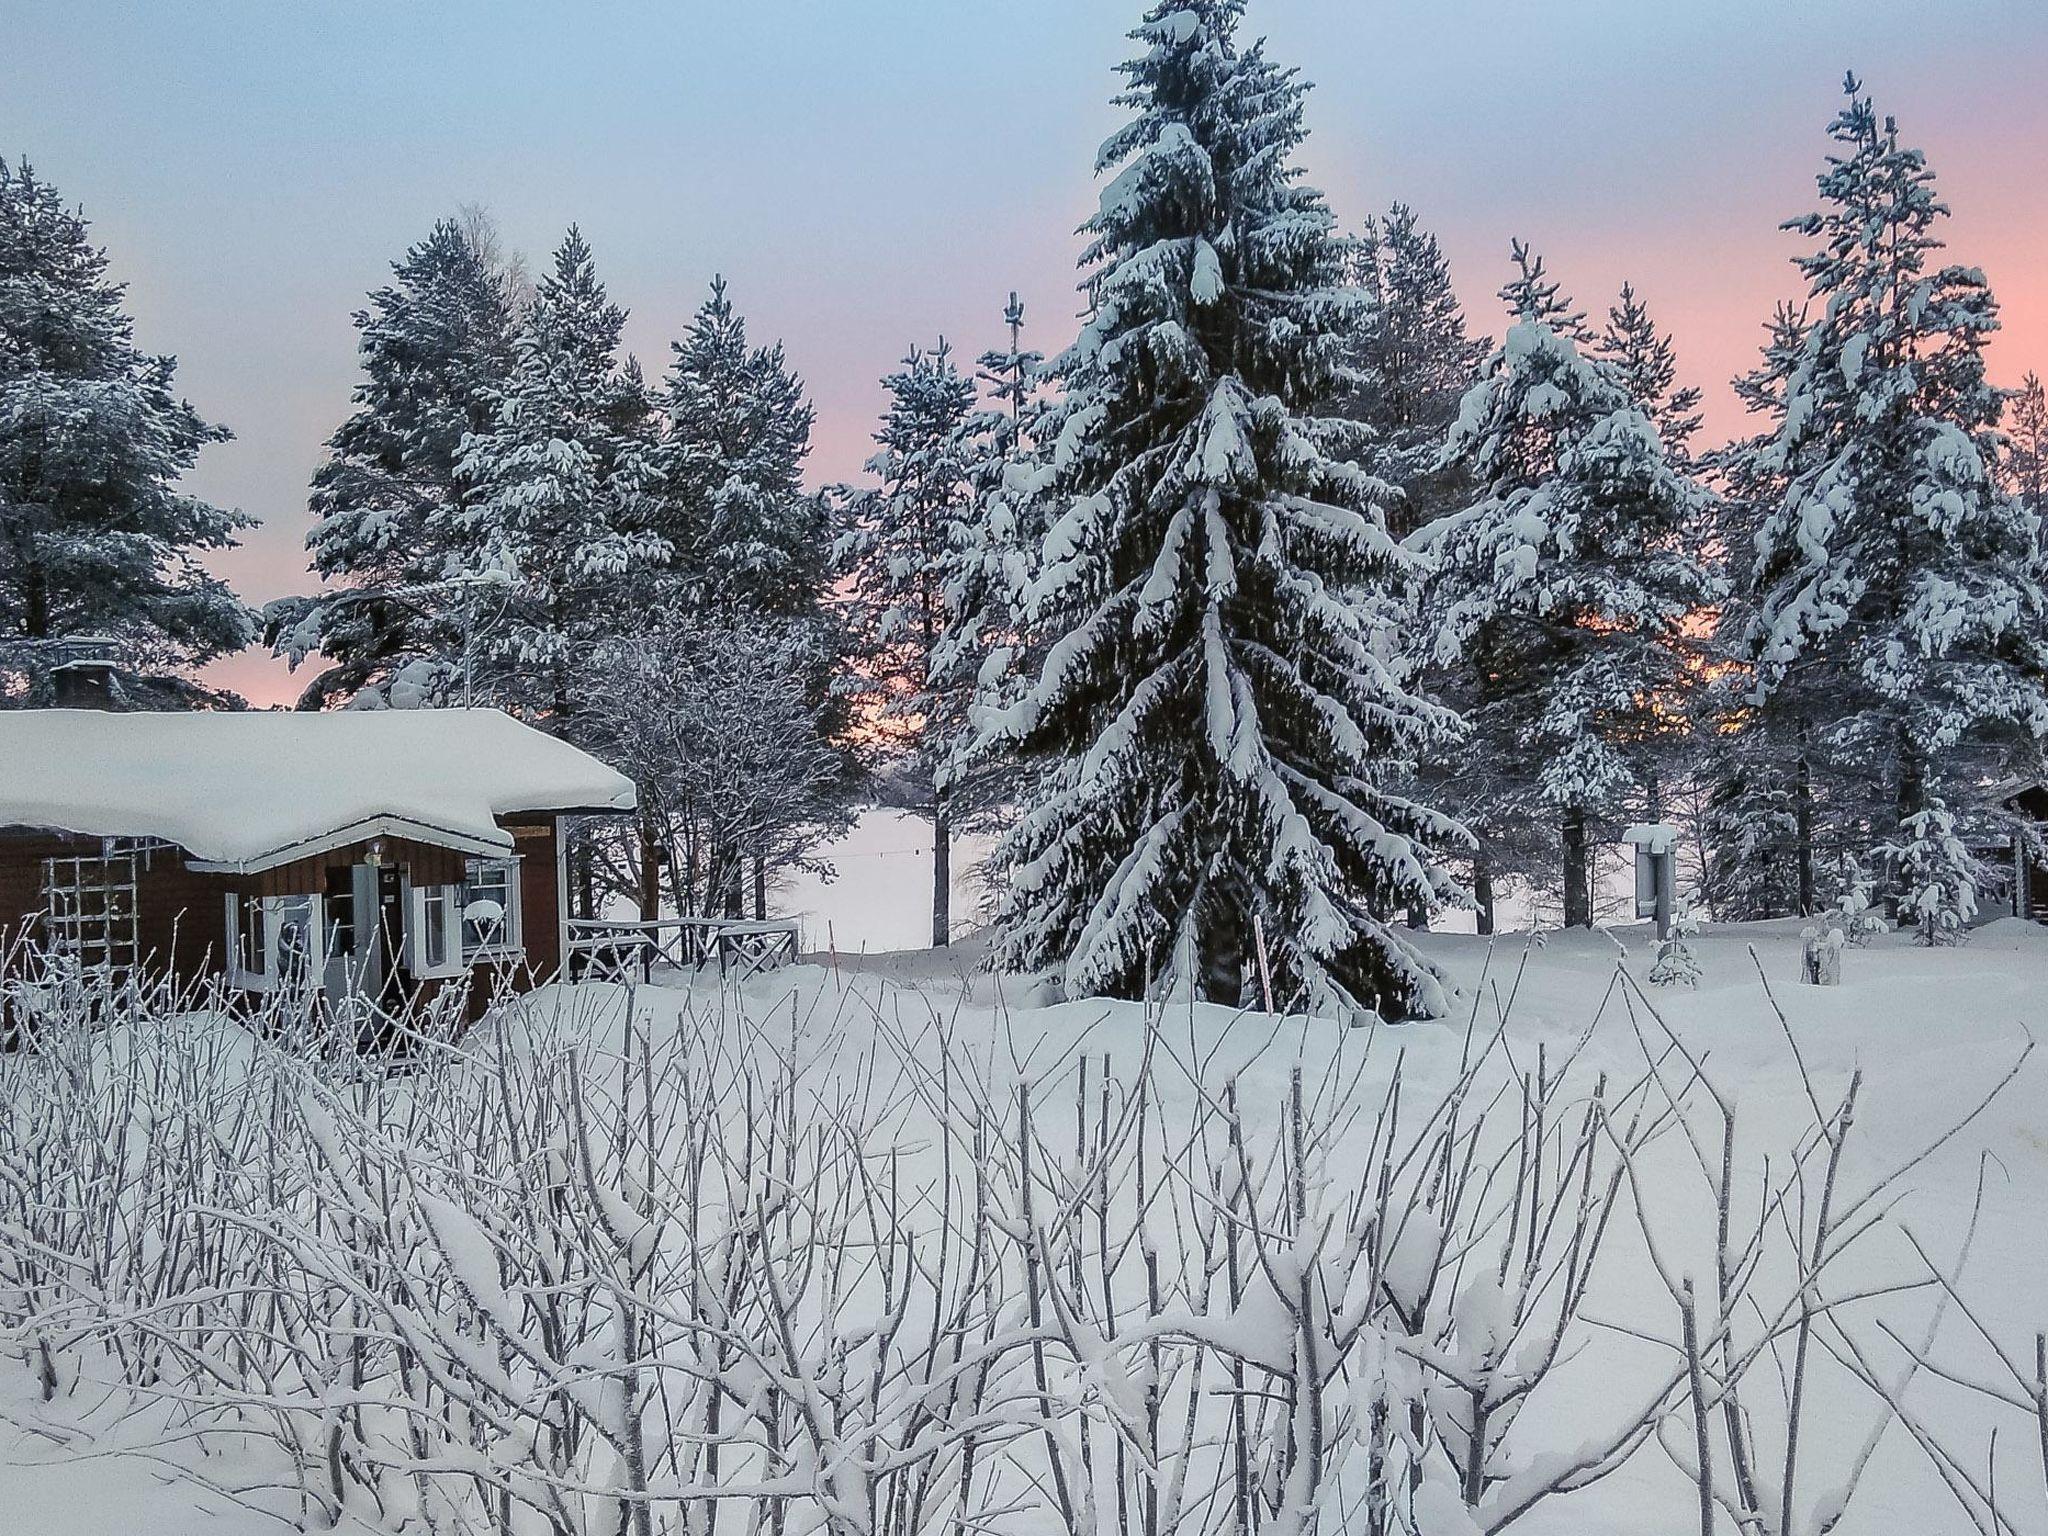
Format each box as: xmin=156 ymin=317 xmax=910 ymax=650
xmin=4 ymin=815 xmax=566 ymax=1023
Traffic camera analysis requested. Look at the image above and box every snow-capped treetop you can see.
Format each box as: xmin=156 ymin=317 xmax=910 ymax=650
xmin=1336 ymin=201 xmax=1490 ymax=538
xmin=655 ymin=275 xmax=823 ymax=618
xmin=0 ymin=158 xmax=254 ymax=703
xmin=452 ymin=227 xmax=663 ymax=723
xmin=292 ymin=214 xmax=521 ymax=708
xmin=1595 ymin=282 xmax=1703 ymax=460
xmin=931 ymin=295 xmax=1050 ymax=816
xmin=834 ymin=338 xmax=978 ymax=768
xmin=1736 ymin=76 xmax=2048 ymax=805
xmin=1418 ymin=243 xmax=1720 ymax=824
xmin=2004 ymin=370 xmax=2047 ymax=525
xmin=977 ymin=0 xmax=1467 ymax=1017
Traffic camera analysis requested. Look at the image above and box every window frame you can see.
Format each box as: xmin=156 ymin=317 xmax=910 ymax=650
xmin=406 ymin=883 xmax=467 ymax=981
xmin=460 ymin=857 xmax=524 ymax=961
xmin=224 ymin=892 xmax=325 ymax=993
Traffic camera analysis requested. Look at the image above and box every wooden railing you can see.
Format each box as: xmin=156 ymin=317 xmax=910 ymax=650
xmin=564 ymin=916 xmax=803 ymax=984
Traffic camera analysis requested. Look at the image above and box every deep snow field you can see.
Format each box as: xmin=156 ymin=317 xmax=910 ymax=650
xmin=4 ymin=916 xmax=2047 ymax=1535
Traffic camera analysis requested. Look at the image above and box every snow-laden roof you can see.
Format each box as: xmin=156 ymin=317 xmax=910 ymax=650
xmin=0 ymin=708 xmax=635 ymax=871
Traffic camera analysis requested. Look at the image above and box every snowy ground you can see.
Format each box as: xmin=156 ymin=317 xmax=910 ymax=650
xmin=4 ymin=916 xmax=2047 ymax=1533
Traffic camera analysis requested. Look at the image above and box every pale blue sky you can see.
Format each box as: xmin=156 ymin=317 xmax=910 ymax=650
xmin=6 ymin=1 xmax=2045 ymax=701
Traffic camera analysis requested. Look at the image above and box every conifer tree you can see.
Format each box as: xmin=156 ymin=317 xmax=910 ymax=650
xmin=2006 ymin=370 xmax=2048 ymax=528
xmin=977 ymin=0 xmax=1466 ymax=1015
xmin=1419 ymin=243 xmax=1718 ymax=928
xmin=932 ymin=294 xmax=1047 ymax=823
xmin=1706 ymin=302 xmax=1837 ymax=914
xmin=1340 ymin=202 xmax=1488 ymax=537
xmin=1595 ymin=282 xmax=1703 ymax=462
xmin=1733 ymin=76 xmax=2048 ymax=926
xmin=452 ymin=227 xmax=661 ymax=724
xmin=0 ymin=158 xmax=253 ymax=703
xmin=834 ymin=339 xmax=978 ymax=946
xmin=654 ymin=276 xmax=825 ymax=618
xmin=283 ymin=214 xmax=519 ymax=708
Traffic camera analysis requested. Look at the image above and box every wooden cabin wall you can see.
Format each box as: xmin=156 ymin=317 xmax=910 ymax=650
xmin=6 ymin=815 xmax=570 ymax=1029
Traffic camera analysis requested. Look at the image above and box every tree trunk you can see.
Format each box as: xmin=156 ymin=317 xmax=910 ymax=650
xmin=1405 ymin=901 xmax=1429 ymax=931
xmin=1896 ymin=725 xmax=1926 ymax=824
xmin=931 ymin=793 xmax=952 ymax=949
xmin=637 ymin=809 xmax=661 ymax=924
xmin=23 ymin=560 xmax=49 ymax=641
xmin=575 ymin=839 xmax=596 ymax=923
xmin=1197 ymin=893 xmax=1244 ymax=1006
xmin=1562 ymin=807 xmax=1592 ymax=929
xmin=753 ymin=856 xmax=767 ymax=922
xmin=1794 ymin=735 xmax=1815 ymax=917
xmin=1473 ymin=857 xmax=1496 ymax=937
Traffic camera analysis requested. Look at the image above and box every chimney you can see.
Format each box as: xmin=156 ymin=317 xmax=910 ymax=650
xmin=47 ymin=636 xmax=123 ymax=709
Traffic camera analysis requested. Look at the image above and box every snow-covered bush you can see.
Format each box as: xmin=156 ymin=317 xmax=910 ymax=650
xmin=1824 ymin=852 xmax=1888 ymax=947
xmin=1648 ymin=900 xmax=1703 ymax=987
xmin=0 ymin=941 xmax=2033 ymax=1535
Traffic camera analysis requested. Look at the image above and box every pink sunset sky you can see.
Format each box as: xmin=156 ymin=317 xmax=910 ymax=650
xmin=6 ymin=0 xmax=2046 ymax=706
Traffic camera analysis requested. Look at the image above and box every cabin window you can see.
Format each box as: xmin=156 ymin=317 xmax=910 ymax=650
xmin=40 ymin=851 xmax=140 ymax=971
xmin=323 ymin=867 xmax=356 ymax=957
xmin=406 ymin=884 xmax=467 ymax=981
xmin=461 ymin=858 xmax=522 ymax=956
xmin=225 ymin=893 xmax=323 ymax=992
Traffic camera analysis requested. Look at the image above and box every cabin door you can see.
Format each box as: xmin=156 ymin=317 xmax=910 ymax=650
xmin=374 ymin=866 xmax=413 ymax=1005
xmin=321 ymin=864 xmax=386 ymax=1001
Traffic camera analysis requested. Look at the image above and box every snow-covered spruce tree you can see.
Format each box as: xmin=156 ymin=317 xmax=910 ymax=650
xmin=0 ymin=158 xmax=253 ymax=705
xmin=931 ymin=294 xmax=1048 ymax=832
xmin=280 ymin=214 xmax=519 ymax=708
xmin=977 ymin=1 xmax=1466 ymax=1015
xmin=1704 ymin=302 xmax=1843 ymax=915
xmin=1417 ymin=243 xmax=1719 ymax=929
xmin=644 ymin=276 xmax=838 ymax=920
xmin=2006 ymin=370 xmax=2047 ymax=528
xmin=653 ymin=275 xmax=826 ymax=618
xmin=1595 ymin=282 xmax=1703 ymax=465
xmin=1590 ymin=281 xmax=1713 ymax=817
xmin=452 ymin=227 xmax=661 ymax=724
xmin=835 ymin=339 xmax=978 ymax=947
xmin=1338 ymin=201 xmax=1488 ymax=538
xmin=1734 ymin=77 xmax=2048 ymax=902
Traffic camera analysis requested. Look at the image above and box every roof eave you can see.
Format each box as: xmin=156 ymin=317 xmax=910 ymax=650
xmin=185 ymin=813 xmax=515 ymax=876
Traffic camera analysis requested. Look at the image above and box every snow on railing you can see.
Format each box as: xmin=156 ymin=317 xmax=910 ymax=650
xmin=564 ymin=914 xmax=801 ymax=982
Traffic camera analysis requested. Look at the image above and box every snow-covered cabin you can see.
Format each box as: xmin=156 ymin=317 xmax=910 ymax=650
xmin=0 ymin=707 xmax=635 ymax=1015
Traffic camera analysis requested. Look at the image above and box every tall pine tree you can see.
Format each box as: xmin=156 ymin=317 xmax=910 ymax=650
xmin=0 ymin=158 xmax=252 ymax=704
xmin=654 ymin=276 xmax=824 ymax=618
xmin=452 ymin=227 xmax=660 ymax=724
xmin=977 ymin=0 xmax=1465 ymax=1015
xmin=284 ymin=214 xmax=519 ymax=708
xmin=1340 ymin=202 xmax=1488 ymax=538
xmin=1595 ymin=282 xmax=1703 ymax=462
xmin=1419 ymin=244 xmax=1718 ymax=928
xmin=932 ymin=294 xmax=1048 ymax=825
xmin=1733 ymin=77 xmax=2048 ymax=931
xmin=2006 ymin=370 xmax=2047 ymax=530
xmin=834 ymin=339 xmax=977 ymax=947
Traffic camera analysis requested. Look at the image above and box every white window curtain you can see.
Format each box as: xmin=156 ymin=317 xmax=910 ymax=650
xmin=224 ymin=893 xmax=324 ymax=993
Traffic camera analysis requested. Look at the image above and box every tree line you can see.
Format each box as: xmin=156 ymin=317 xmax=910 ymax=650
xmin=6 ymin=0 xmax=2048 ymax=1015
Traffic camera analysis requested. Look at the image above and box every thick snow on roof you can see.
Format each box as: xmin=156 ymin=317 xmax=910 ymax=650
xmin=0 ymin=709 xmax=635 ymax=869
